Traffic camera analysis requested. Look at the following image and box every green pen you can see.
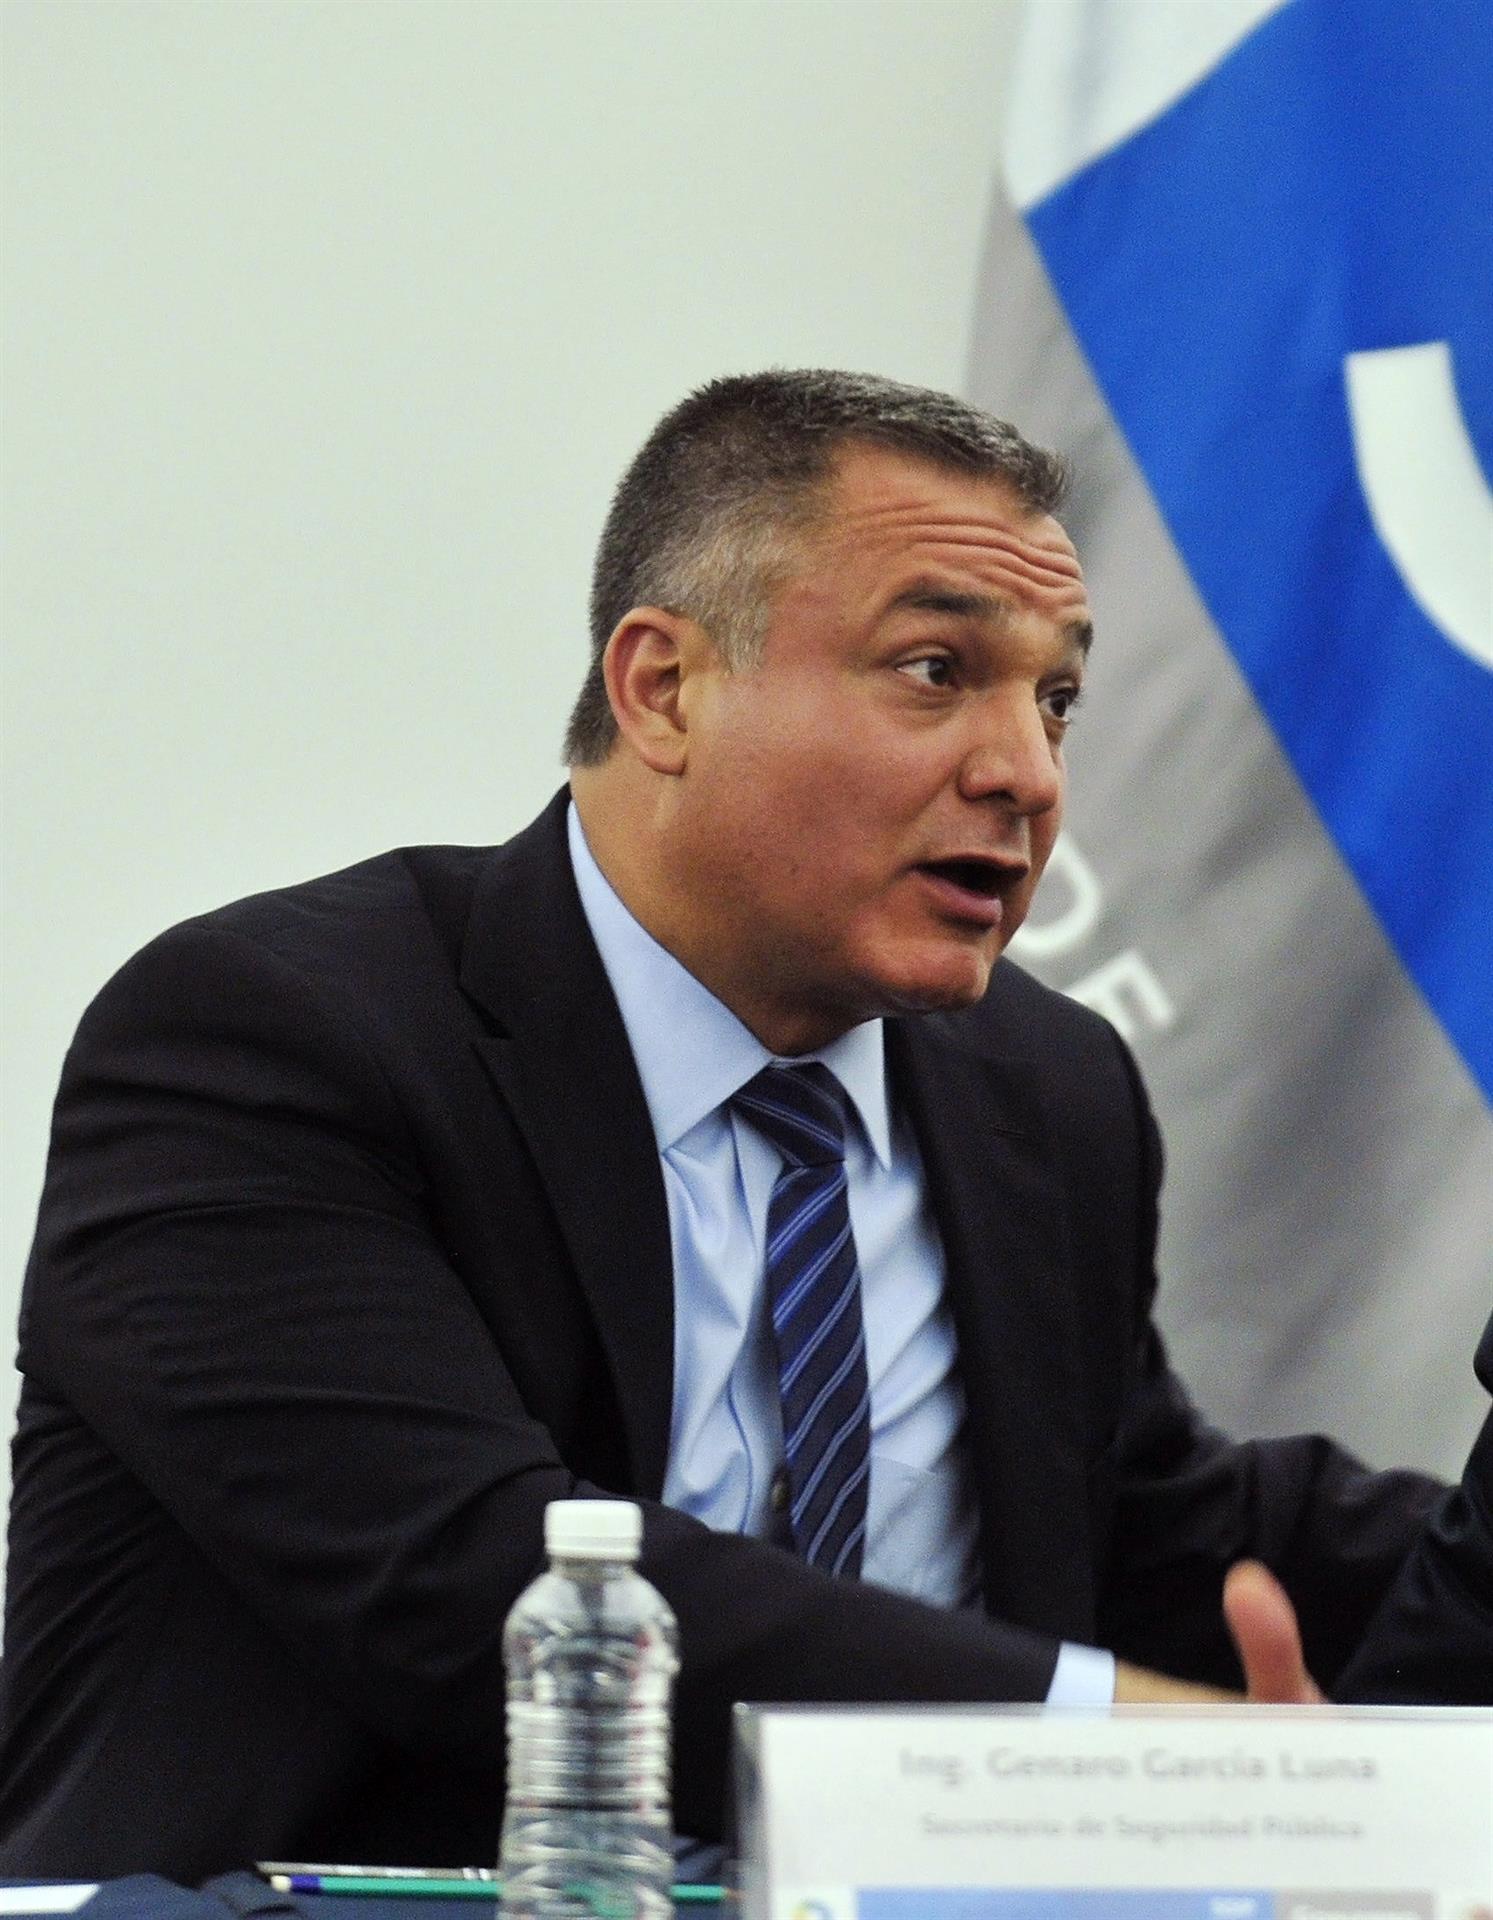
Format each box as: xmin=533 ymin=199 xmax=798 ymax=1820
xmin=262 ymin=1865 xmax=729 ymax=1904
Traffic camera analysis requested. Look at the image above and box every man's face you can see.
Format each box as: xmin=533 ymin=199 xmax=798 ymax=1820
xmin=669 ymin=442 xmax=1093 ymax=1054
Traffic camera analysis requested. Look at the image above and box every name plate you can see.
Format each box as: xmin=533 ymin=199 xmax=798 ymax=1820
xmin=733 ymin=1704 xmax=1493 ymax=1918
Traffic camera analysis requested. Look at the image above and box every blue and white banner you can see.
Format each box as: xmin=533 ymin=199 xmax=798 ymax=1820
xmin=971 ymin=0 xmax=1492 ymax=1474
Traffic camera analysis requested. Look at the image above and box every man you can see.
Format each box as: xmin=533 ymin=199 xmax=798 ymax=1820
xmin=0 ymin=371 xmax=1436 ymax=1881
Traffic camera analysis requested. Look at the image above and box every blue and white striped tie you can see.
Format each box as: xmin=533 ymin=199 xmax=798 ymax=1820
xmin=733 ymin=1063 xmax=870 ymax=1578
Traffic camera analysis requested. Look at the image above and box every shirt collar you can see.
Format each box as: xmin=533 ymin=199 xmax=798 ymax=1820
xmin=567 ymin=800 xmax=892 ymax=1166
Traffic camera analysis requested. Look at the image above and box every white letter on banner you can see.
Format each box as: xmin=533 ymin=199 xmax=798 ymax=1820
xmin=1008 ymin=835 xmax=1103 ymax=960
xmin=1344 ymin=340 xmax=1493 ymax=670
xmin=1065 ymin=949 xmax=1176 ymax=1043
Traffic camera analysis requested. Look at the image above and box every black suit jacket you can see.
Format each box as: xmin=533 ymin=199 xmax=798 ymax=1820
xmin=0 ymin=792 xmax=1437 ymax=1879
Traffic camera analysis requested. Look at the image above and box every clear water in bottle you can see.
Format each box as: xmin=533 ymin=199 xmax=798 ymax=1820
xmin=499 ymin=1500 xmax=680 ymax=1919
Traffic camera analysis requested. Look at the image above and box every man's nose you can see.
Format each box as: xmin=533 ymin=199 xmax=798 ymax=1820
xmin=957 ymin=696 xmax=1063 ymax=816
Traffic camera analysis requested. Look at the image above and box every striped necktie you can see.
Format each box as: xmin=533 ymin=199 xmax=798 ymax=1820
xmin=733 ymin=1062 xmax=870 ymax=1578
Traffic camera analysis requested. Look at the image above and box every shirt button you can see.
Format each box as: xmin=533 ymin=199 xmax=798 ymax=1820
xmin=770 ymin=1469 xmax=790 ymax=1513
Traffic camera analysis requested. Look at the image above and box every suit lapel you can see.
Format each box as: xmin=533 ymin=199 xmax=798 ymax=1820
xmin=460 ymin=793 xmax=675 ymax=1498
xmin=891 ymin=1012 xmax=1094 ymax=1640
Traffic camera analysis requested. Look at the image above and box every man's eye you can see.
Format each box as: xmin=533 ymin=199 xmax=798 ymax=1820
xmin=1042 ymin=684 xmax=1084 ymax=726
xmin=899 ymin=656 xmax=954 ymax=687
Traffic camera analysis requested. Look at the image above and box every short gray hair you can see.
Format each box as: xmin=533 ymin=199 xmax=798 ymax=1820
xmin=563 ymin=368 xmax=1069 ymax=766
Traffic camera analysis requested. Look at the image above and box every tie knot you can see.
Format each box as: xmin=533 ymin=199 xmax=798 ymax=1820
xmin=733 ymin=1062 xmax=848 ymax=1168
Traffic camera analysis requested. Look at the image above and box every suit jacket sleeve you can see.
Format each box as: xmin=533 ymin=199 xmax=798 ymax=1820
xmin=949 ymin=973 xmax=1441 ymax=1695
xmin=1087 ymin=1023 xmax=1443 ymax=1692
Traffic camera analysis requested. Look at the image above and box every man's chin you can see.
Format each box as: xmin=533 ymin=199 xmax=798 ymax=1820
xmin=872 ymin=952 xmax=998 ymax=1018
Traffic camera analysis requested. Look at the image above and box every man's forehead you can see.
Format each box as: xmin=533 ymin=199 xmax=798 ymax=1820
xmin=814 ymin=441 xmax=1074 ymax=551
xmin=805 ymin=442 xmax=1091 ymax=630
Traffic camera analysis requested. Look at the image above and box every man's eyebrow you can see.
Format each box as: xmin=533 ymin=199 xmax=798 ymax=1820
xmin=887 ymin=586 xmax=1004 ymax=621
xmin=887 ymin=586 xmax=1095 ymax=658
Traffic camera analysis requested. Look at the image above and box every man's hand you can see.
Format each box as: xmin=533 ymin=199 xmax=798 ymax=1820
xmin=1221 ymin=1558 xmax=1324 ymax=1703
xmin=1113 ymin=1559 xmax=1324 ymax=1705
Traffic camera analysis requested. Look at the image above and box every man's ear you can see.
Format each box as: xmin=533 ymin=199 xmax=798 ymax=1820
xmin=602 ymin=607 xmax=713 ymax=775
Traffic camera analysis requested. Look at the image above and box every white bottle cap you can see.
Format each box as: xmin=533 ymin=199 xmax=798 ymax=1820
xmin=545 ymin=1498 xmax=643 ymax=1561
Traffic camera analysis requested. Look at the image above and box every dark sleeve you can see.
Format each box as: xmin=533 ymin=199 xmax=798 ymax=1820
xmin=17 ymin=920 xmax=1072 ymax=1847
xmin=1099 ymin=1341 xmax=1443 ymax=1689
xmin=1333 ymin=1312 xmax=1493 ymax=1704
xmin=20 ymin=919 xmax=579 ymax=1761
xmin=1091 ymin=1026 xmax=1443 ymax=1693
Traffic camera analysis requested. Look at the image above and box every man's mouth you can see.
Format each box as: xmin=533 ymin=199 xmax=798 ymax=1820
xmin=914 ymin=856 xmax=1025 ymax=926
xmin=920 ymin=857 xmax=1008 ymax=899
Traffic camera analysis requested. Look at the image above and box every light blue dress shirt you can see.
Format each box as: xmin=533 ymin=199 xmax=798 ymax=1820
xmin=566 ymin=804 xmax=1113 ymax=1705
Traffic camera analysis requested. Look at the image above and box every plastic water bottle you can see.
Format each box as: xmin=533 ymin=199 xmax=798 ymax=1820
xmin=499 ymin=1499 xmax=681 ymax=1919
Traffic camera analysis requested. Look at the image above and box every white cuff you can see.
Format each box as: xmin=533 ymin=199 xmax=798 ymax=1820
xmin=1045 ymin=1639 xmax=1116 ymax=1707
